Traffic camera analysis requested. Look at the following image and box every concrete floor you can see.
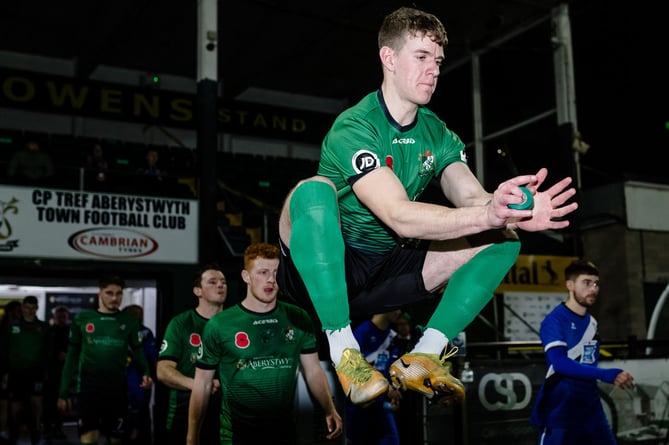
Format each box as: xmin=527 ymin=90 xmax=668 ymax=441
xmin=10 ymin=422 xmax=78 ymax=445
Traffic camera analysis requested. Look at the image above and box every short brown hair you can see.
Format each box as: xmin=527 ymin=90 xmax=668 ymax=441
xmin=378 ymin=7 xmax=448 ymax=50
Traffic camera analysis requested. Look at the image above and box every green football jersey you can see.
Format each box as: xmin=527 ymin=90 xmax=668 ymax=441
xmin=198 ymin=301 xmax=317 ymax=442
xmin=318 ymin=90 xmax=466 ymax=253
xmin=157 ymin=308 xmax=209 ymax=429
xmin=59 ymin=309 xmax=147 ymax=398
xmin=2 ymin=318 xmax=49 ymax=371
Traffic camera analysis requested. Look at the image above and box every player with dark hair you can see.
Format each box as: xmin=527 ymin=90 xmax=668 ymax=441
xmin=1 ymin=296 xmax=49 ymax=445
xmin=43 ymin=305 xmax=71 ymax=441
xmin=123 ymin=304 xmax=158 ymax=445
xmin=157 ymin=264 xmax=228 ymax=445
xmin=57 ymin=275 xmax=153 ymax=445
xmin=0 ymin=300 xmax=22 ymax=442
xmin=531 ymin=260 xmax=634 ymax=444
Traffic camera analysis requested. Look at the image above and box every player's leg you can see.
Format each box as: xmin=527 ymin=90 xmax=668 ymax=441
xmin=7 ymin=399 xmax=22 ymax=445
xmin=77 ymin=392 xmax=102 ymax=445
xmin=0 ymin=396 xmax=8 ymax=442
xmin=28 ymin=393 xmax=44 ymax=445
xmin=102 ymin=392 xmax=127 ymax=445
xmin=26 ymin=368 xmax=45 ymax=445
xmin=278 ymin=178 xmax=388 ymax=405
xmin=538 ymin=426 xmax=602 ymax=445
xmin=390 ymin=230 xmax=520 ymax=403
xmin=7 ymin=371 xmax=28 ymax=445
xmin=279 ymin=178 xmax=350 ymax=334
xmin=424 ymin=230 xmax=520 ymax=340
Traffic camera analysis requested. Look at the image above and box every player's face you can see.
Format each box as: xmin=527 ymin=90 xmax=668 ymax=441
xmin=571 ymin=274 xmax=600 ymax=309
xmin=53 ymin=310 xmax=69 ymax=326
xmin=393 ymin=32 xmax=444 ymax=105
xmin=21 ymin=301 xmax=38 ymax=320
xmin=246 ymin=257 xmax=279 ymax=305
xmin=198 ymin=269 xmax=228 ymax=305
xmin=99 ymin=284 xmax=123 ymax=313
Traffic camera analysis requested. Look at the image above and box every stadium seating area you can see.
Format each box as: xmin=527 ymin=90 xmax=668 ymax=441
xmin=0 ymin=128 xmax=319 ymax=256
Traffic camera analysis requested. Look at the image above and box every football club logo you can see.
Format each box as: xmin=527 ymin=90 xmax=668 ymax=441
xmin=0 ymin=197 xmax=19 ymax=240
xmin=284 ymin=326 xmax=295 ymax=344
xmin=418 ymin=150 xmax=434 ymax=177
xmin=0 ymin=196 xmax=20 ymax=252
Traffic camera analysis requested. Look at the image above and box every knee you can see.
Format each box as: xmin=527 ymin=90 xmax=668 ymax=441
xmin=292 ymin=176 xmax=336 ymax=196
xmin=483 ymin=236 xmax=521 ymax=270
xmin=466 ymin=228 xmax=518 ymax=246
xmin=287 ymin=178 xmax=338 ymax=219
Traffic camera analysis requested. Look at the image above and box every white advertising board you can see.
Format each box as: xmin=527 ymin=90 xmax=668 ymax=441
xmin=503 ymin=291 xmax=567 ymax=341
xmin=0 ymin=185 xmax=198 ymax=263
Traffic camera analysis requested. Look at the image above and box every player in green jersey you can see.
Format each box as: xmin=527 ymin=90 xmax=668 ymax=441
xmin=57 ymin=275 xmax=153 ymax=445
xmin=1 ymin=296 xmax=49 ymax=445
xmin=276 ymin=6 xmax=579 ymax=407
xmin=187 ymin=243 xmax=343 ymax=445
xmin=156 ymin=264 xmax=227 ymax=445
xmin=0 ymin=300 xmax=22 ymax=442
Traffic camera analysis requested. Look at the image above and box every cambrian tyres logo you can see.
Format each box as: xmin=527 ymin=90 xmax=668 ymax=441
xmin=68 ymin=228 xmax=158 ymax=259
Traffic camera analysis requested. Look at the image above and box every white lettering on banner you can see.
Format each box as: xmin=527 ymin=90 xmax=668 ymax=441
xmin=0 ymin=185 xmax=198 ymax=263
xmin=478 ymin=372 xmax=532 ymax=411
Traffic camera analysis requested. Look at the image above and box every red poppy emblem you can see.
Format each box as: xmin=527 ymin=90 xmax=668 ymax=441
xmin=235 ymin=332 xmax=250 ymax=349
xmin=85 ymin=323 xmax=95 ymax=333
xmin=189 ymin=333 xmax=201 ymax=347
xmin=385 ymin=155 xmax=393 ymax=170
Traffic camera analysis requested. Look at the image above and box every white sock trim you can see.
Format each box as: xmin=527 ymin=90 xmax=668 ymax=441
xmin=411 ymin=328 xmax=448 ymax=355
xmin=326 ymin=325 xmax=359 ymax=366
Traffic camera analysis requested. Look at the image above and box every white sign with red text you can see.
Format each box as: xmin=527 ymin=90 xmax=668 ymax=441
xmin=0 ymin=185 xmax=198 ymax=263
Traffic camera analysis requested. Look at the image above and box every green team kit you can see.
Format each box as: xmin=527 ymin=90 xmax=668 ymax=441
xmin=1 ymin=317 xmax=49 ymax=371
xmin=318 ymin=89 xmax=467 ymax=254
xmin=287 ymin=88 xmax=520 ymax=341
xmin=59 ymin=309 xmax=149 ymax=399
xmin=157 ymin=308 xmax=209 ymax=429
xmin=198 ymin=300 xmax=317 ymax=441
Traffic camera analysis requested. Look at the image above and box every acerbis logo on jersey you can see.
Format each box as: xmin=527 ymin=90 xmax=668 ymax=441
xmin=352 ymin=150 xmax=380 ymax=174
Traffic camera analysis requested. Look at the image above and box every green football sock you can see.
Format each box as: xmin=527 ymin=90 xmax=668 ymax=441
xmin=427 ymin=238 xmax=521 ymax=340
xmin=289 ymin=181 xmax=350 ymax=331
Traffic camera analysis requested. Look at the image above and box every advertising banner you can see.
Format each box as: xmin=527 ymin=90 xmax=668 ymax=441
xmin=0 ymin=68 xmax=334 ymax=144
xmin=0 ymin=185 xmax=198 ymax=263
xmin=503 ymin=291 xmax=567 ymax=342
xmin=498 ymin=254 xmax=578 ymax=293
xmin=466 ymin=359 xmax=669 ymax=444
